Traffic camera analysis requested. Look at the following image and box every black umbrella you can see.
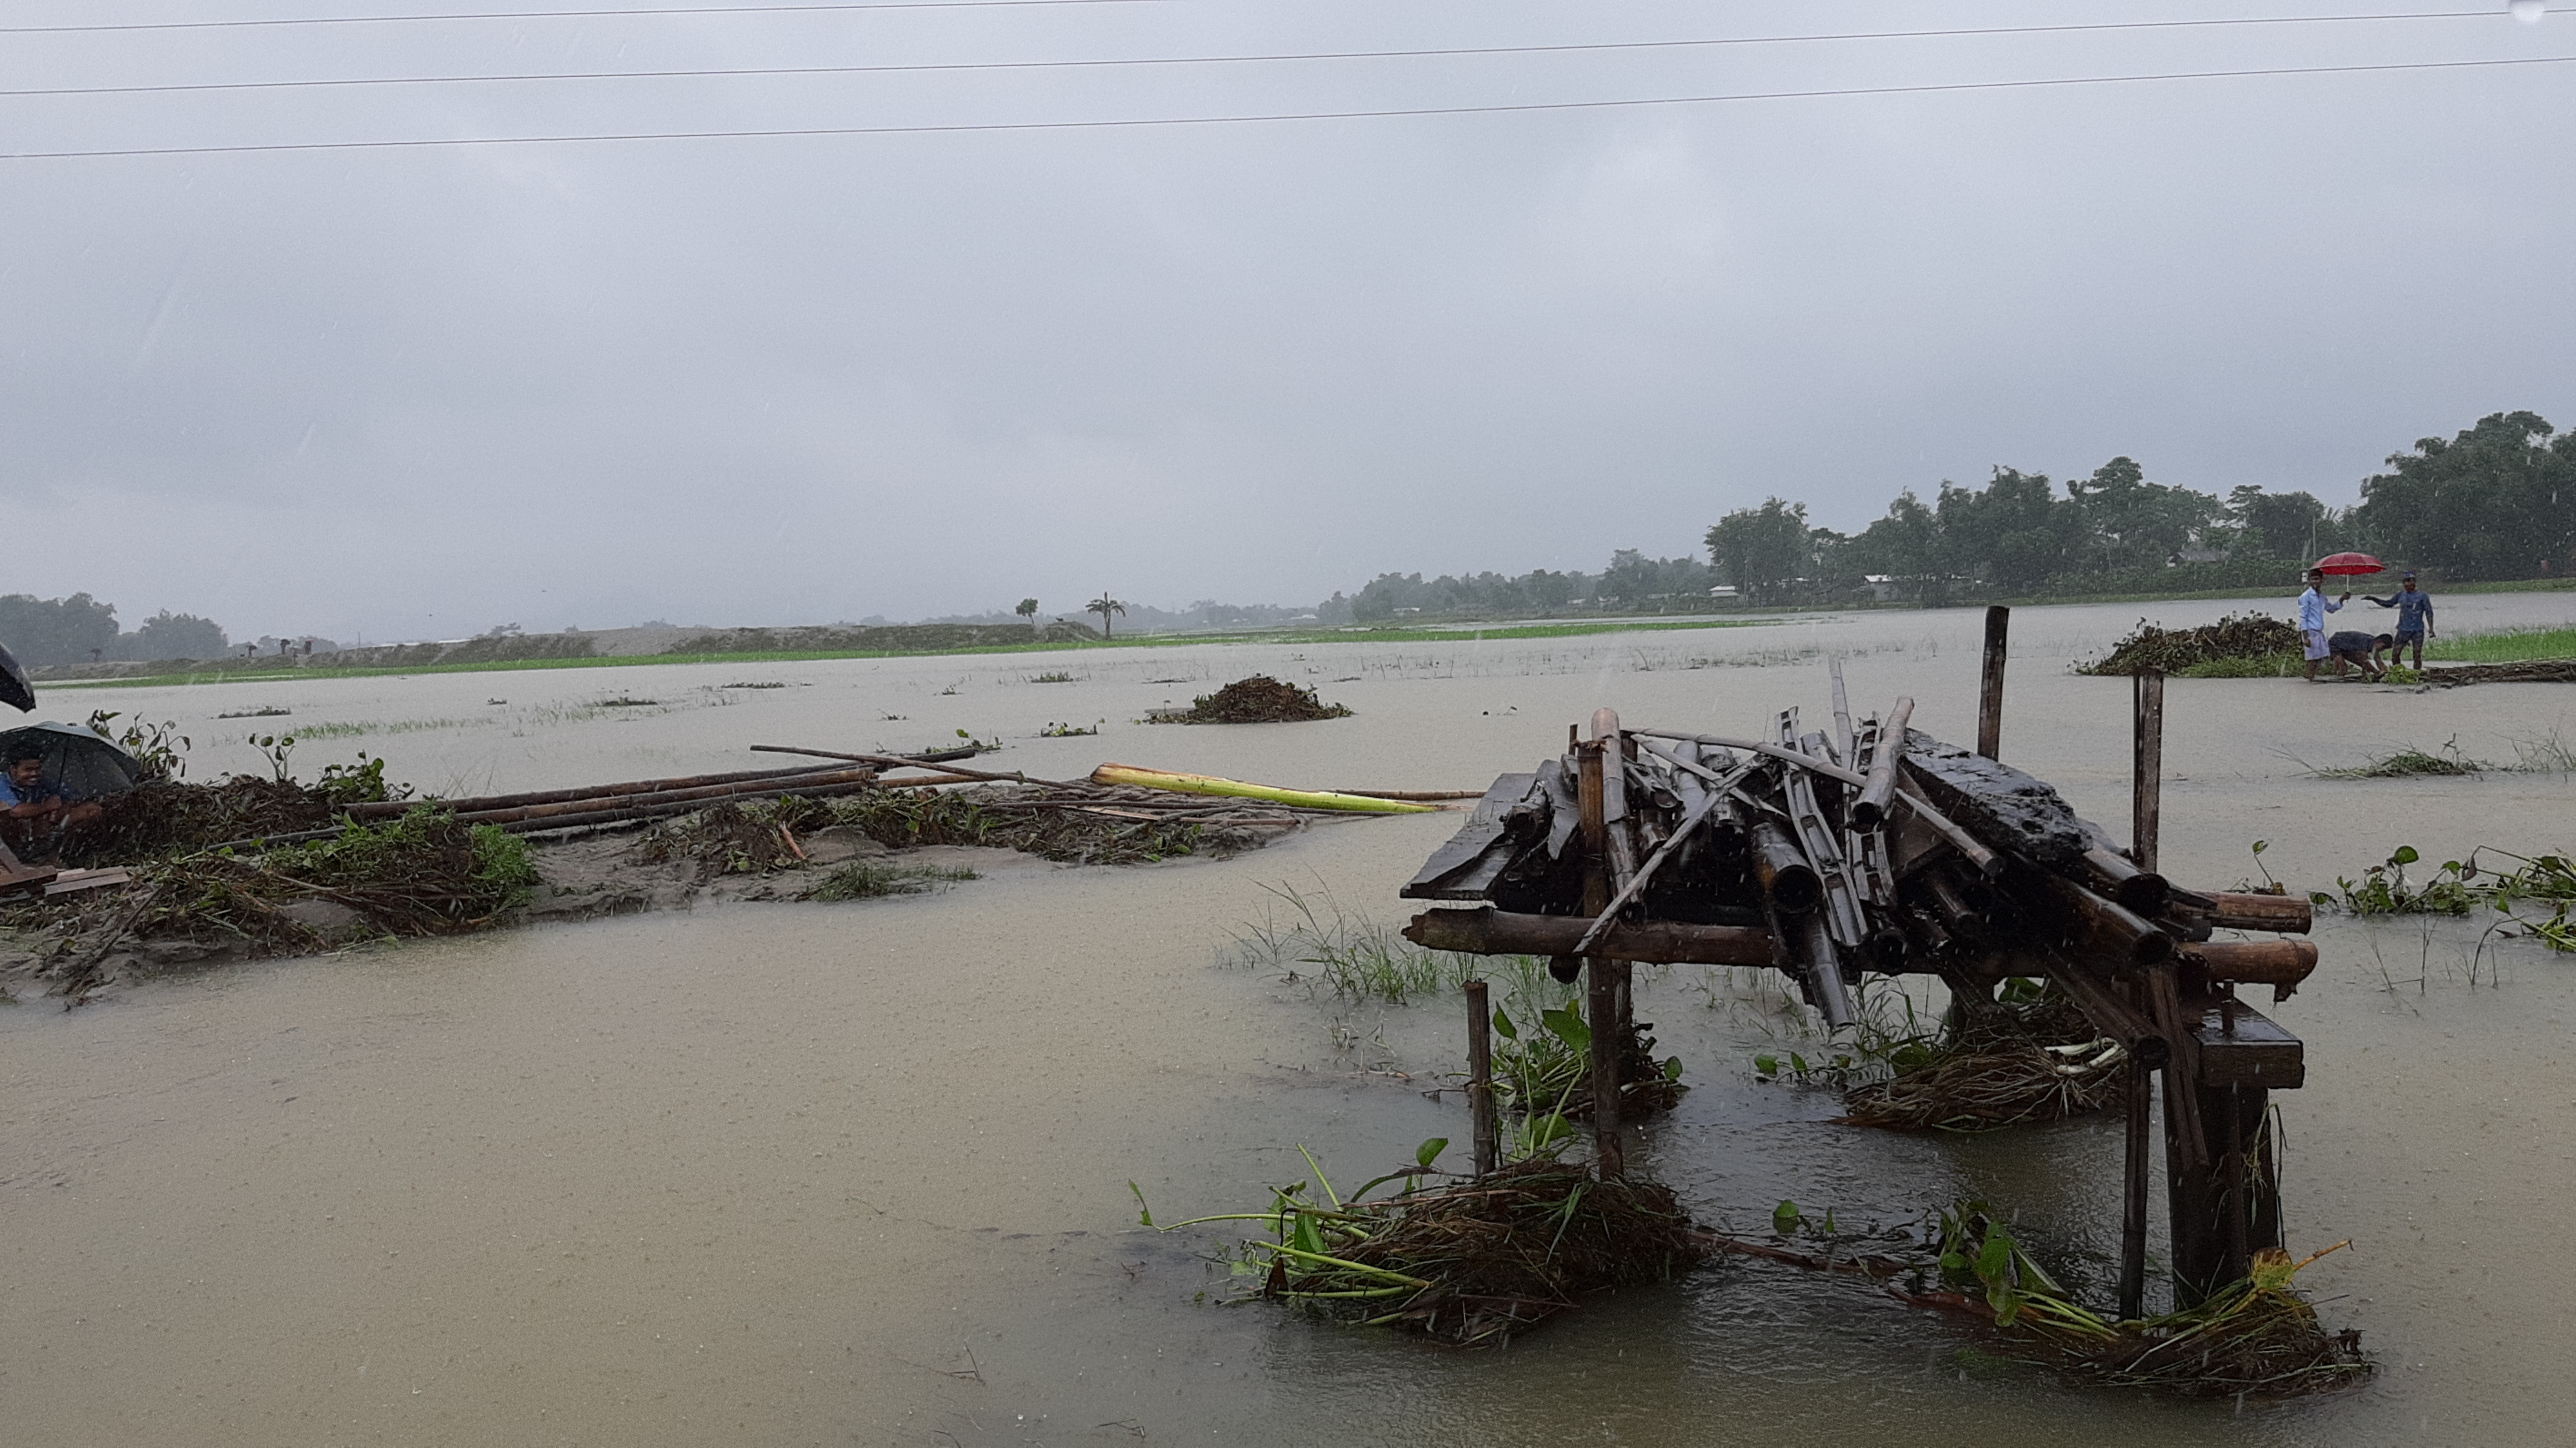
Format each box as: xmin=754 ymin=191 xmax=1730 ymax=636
xmin=0 ymin=642 xmax=31 ymax=713
xmin=0 ymin=721 xmax=142 ymax=801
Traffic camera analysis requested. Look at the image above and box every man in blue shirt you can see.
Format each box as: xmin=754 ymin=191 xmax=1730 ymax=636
xmin=2298 ymin=568 xmax=2350 ymax=682
xmin=2363 ymin=571 xmax=2435 ymax=670
xmin=0 ymin=750 xmax=100 ymax=855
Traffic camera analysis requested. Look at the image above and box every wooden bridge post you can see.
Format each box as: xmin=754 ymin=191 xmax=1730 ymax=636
xmin=2133 ymin=669 xmax=2165 ymax=873
xmin=1465 ymin=979 xmax=1499 ymax=1178
xmin=1977 ymin=606 xmax=2010 ymax=760
xmin=1581 ymin=709 xmax=1627 ymax=1179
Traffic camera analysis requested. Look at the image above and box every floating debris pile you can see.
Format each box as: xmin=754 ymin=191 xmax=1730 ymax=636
xmin=1141 ymin=1152 xmax=1705 ymax=1348
xmin=2076 ymin=614 xmax=2303 ymax=677
xmin=1150 ymin=675 xmax=1353 ymax=724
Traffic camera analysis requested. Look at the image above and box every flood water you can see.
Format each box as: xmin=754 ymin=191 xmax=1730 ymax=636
xmin=7 ymin=594 xmax=2576 ymax=1445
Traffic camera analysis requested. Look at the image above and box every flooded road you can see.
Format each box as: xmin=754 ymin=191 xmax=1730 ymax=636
xmin=8 ymin=595 xmax=2576 ymax=1445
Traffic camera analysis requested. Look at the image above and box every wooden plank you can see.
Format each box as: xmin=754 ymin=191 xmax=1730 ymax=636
xmin=42 ymin=868 xmax=131 ymax=896
xmin=2 ymin=865 xmax=62 ymax=896
xmin=1398 ymin=773 xmax=1540 ymax=900
xmin=2184 ymin=996 xmax=2306 ymax=1090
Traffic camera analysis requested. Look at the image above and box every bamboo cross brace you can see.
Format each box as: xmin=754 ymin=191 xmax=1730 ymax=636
xmin=1627 ymin=728 xmax=1868 ymax=788
xmin=1568 ymin=767 xmax=1748 ymax=958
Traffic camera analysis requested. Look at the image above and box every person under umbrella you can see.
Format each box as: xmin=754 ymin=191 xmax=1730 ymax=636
xmin=1 ymin=747 xmax=103 ymax=855
xmin=2297 ymin=567 xmax=2350 ymax=682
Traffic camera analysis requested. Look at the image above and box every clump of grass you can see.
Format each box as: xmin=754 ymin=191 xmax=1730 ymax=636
xmin=802 ymin=860 xmax=978 ymax=900
xmin=1028 ymin=671 xmax=1077 ymax=684
xmin=2508 ymin=726 xmax=2576 ymax=773
xmin=592 ymin=696 xmax=659 ymax=708
xmin=720 ymin=681 xmax=790 ymax=689
xmin=216 ymin=706 xmax=292 ymax=719
xmin=1038 ymin=720 xmax=1100 ymax=737
xmin=2175 ymin=653 xmax=2300 ymax=679
xmin=1223 ymin=883 xmax=1526 ymax=1003
xmin=2428 ymin=624 xmax=2576 ymax=664
xmin=1133 ymin=1145 xmax=1706 ymax=1348
xmin=2307 ymin=738 xmax=2489 ymax=778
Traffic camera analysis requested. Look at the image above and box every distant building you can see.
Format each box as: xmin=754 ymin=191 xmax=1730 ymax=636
xmin=1707 ymin=586 xmax=1739 ymax=599
xmin=1861 ymin=575 xmax=1903 ymax=603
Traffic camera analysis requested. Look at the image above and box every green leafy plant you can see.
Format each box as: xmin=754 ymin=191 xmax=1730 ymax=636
xmin=2315 ymin=845 xmax=2478 ymax=915
xmin=86 ymin=709 xmax=191 ymax=780
xmin=314 ymin=751 xmax=410 ymax=807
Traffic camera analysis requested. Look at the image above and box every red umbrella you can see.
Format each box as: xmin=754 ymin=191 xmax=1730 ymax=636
xmin=2314 ymin=552 xmax=2385 ymax=576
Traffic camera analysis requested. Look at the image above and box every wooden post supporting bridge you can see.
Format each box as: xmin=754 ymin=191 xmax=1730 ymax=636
xmin=1399 ymin=607 xmax=2314 ymax=1309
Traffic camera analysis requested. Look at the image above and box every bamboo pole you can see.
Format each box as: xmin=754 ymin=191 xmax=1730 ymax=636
xmin=754 ymin=744 xmax=1047 ymax=786
xmin=1407 ymin=910 xmax=1776 ymax=966
xmin=1629 ymin=728 xmax=1868 ymax=788
xmin=1848 ymin=696 xmax=1914 ymax=829
xmin=342 ymin=762 xmax=860 ymax=820
xmin=1977 ymin=605 xmax=2010 ymax=760
xmin=2206 ymin=892 xmax=2313 ymax=933
xmin=1086 ymin=763 xmax=1439 ymax=814
xmin=1465 ymin=980 xmax=1499 ymax=1178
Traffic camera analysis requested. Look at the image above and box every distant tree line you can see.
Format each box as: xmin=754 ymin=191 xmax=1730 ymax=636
xmin=0 ymin=593 xmax=232 ymax=667
xmin=1705 ymin=410 xmax=2576 ymax=603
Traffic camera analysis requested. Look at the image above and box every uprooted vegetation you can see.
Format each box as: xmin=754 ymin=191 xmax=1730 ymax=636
xmin=1716 ymin=1202 xmax=2368 ymax=1396
xmin=1136 ymin=1145 xmax=1707 ymax=1348
xmin=1143 ymin=1144 xmax=2366 ymax=1392
xmin=2076 ymin=614 xmax=2303 ymax=678
xmin=1150 ymin=675 xmax=1354 ymax=724
xmin=3 ymin=719 xmax=1321 ymax=1001
xmin=1838 ymin=979 xmax=2126 ymax=1131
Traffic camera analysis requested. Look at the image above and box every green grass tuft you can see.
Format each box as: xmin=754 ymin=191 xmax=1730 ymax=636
xmin=2428 ymin=626 xmax=2576 ymax=664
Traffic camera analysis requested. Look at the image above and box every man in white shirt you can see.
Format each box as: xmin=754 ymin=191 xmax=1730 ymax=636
xmin=2298 ymin=567 xmax=2350 ymax=683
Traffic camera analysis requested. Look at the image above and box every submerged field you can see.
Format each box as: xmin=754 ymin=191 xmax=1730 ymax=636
xmin=8 ymin=591 xmax=2576 ymax=1445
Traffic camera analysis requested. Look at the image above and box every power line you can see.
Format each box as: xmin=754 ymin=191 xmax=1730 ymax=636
xmin=14 ymin=0 xmax=1165 ymax=35
xmin=0 ymin=11 xmax=2516 ymax=101
xmin=6 ymin=50 xmax=2570 ymax=160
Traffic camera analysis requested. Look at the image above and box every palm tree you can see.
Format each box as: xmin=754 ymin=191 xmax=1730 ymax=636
xmin=1016 ymin=598 xmax=1040 ymax=632
xmin=1086 ymin=593 xmax=1127 ymax=639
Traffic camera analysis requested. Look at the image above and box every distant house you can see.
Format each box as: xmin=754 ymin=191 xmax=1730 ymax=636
xmin=2167 ymin=547 xmax=2226 ymax=566
xmin=1707 ymin=585 xmax=1740 ymax=599
xmin=1861 ymin=576 xmax=1904 ymax=603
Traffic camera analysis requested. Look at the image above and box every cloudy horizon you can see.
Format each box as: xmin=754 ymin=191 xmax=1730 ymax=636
xmin=5 ymin=0 xmax=2571 ymax=644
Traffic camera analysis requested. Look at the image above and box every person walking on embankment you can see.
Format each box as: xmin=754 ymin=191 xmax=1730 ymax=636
xmin=2363 ymin=570 xmax=2435 ymax=670
xmin=2298 ymin=567 xmax=2350 ymax=683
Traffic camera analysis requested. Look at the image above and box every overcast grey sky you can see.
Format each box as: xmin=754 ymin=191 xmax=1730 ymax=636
xmin=3 ymin=0 xmax=2571 ymax=642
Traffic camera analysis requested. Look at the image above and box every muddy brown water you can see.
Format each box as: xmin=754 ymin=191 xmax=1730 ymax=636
xmin=8 ymin=596 xmax=2576 ymax=1444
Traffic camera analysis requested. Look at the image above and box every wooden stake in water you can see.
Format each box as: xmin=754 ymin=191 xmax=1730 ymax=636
xmin=1580 ymin=710 xmax=1626 ymax=1180
xmin=1465 ymin=980 xmax=1499 ymax=1178
xmin=2133 ymin=668 xmax=2165 ymax=874
xmin=1977 ymin=606 xmax=2010 ymax=760
xmin=2120 ymin=1030 xmax=2153 ymax=1322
